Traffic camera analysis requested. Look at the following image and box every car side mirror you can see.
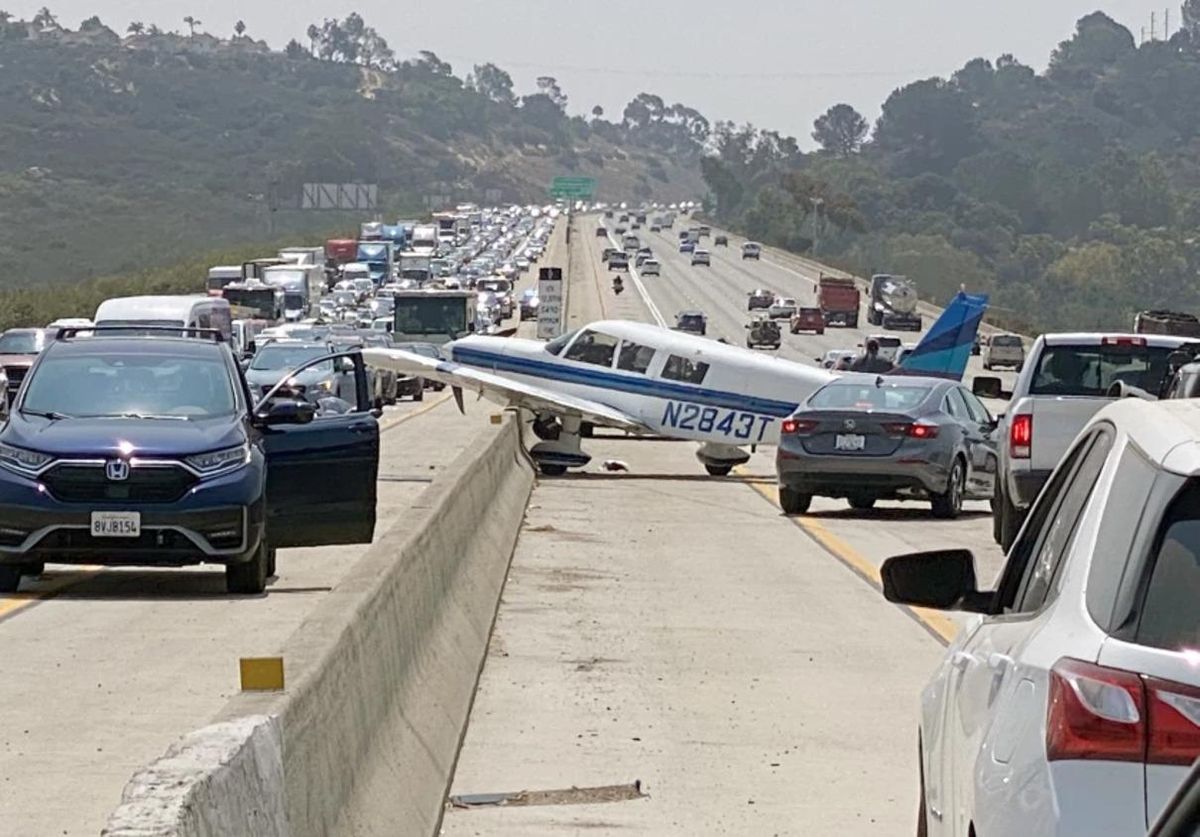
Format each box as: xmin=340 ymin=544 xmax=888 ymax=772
xmin=972 ymin=376 xmax=1003 ymax=399
xmin=256 ymin=398 xmax=317 ymax=427
xmin=881 ymin=549 xmax=990 ymax=612
xmin=339 ymin=357 xmax=355 ymax=373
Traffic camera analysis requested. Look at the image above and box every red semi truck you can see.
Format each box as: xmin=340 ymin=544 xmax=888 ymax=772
xmin=325 ymin=239 xmax=358 ymax=265
xmin=817 ymin=275 xmax=860 ymax=328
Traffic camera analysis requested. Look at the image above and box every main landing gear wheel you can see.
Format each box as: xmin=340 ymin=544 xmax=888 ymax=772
xmin=705 ymin=464 xmax=733 ymax=477
xmin=848 ymin=495 xmax=876 ymax=511
xmin=538 ymin=463 xmax=568 ymax=477
xmin=0 ymin=565 xmax=21 ymax=593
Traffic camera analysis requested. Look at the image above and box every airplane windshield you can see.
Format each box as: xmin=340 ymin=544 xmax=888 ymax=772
xmin=545 ymin=329 xmax=578 ymax=356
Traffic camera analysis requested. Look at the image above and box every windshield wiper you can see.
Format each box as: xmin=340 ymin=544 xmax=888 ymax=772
xmin=116 ymin=413 xmax=190 ymax=421
xmin=20 ymin=408 xmax=72 ymax=420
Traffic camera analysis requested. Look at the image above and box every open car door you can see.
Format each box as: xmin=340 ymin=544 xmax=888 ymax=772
xmin=259 ymin=351 xmax=379 ymax=548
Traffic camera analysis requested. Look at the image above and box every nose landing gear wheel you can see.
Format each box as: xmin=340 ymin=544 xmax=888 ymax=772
xmin=705 ymin=464 xmax=733 ymax=477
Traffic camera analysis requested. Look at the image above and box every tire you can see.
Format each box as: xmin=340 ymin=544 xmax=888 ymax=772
xmin=817 ymin=329 xmax=825 ymax=335
xmin=226 ymin=539 xmax=269 ymax=595
xmin=705 ymin=464 xmax=732 ymax=477
xmin=20 ymin=562 xmax=44 ymax=577
xmin=999 ymin=487 xmax=1024 ymax=552
xmin=779 ymin=486 xmax=812 ymax=515
xmin=413 ymin=386 xmax=424 ymax=402
xmin=983 ymin=362 xmax=991 ymax=371
xmin=267 ymin=549 xmax=277 ymax=578
xmin=539 ymin=463 xmax=568 ymax=477
xmin=849 ymin=315 xmax=859 ymax=329
xmin=0 ymin=565 xmax=21 ymax=592
xmin=991 ymin=492 xmax=1003 ymax=544
xmin=931 ymin=458 xmax=965 ymax=519
xmin=848 ymin=495 xmax=876 ymax=511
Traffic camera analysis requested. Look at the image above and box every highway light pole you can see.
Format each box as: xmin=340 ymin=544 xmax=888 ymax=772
xmin=810 ymin=197 xmax=824 ymax=257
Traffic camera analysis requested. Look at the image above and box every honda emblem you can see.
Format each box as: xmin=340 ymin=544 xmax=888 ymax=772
xmin=843 ymin=419 xmax=857 ymax=431
xmin=106 ymin=460 xmax=130 ymax=482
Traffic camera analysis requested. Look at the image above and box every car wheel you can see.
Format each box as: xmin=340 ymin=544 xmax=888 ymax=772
xmin=226 ymin=539 xmax=269 ymax=595
xmin=705 ymin=464 xmax=732 ymax=477
xmin=848 ymin=495 xmax=876 ymax=511
xmin=20 ymin=562 xmax=44 ymax=577
xmin=931 ymin=458 xmax=965 ymax=519
xmin=779 ymin=486 xmax=812 ymax=515
xmin=991 ymin=492 xmax=1003 ymax=544
xmin=413 ymin=386 xmax=424 ymax=402
xmin=266 ymin=548 xmax=277 ymax=578
xmin=999 ymin=488 xmax=1024 ymax=552
xmin=0 ymin=565 xmax=21 ymax=592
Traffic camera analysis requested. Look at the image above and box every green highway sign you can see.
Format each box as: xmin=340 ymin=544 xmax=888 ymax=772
xmin=549 ymin=176 xmax=596 ymax=199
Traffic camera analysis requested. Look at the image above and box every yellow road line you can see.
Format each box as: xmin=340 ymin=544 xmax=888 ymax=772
xmin=0 ymin=566 xmax=104 ymax=622
xmin=737 ymin=470 xmax=959 ymax=645
xmin=380 ymin=391 xmax=452 ymax=433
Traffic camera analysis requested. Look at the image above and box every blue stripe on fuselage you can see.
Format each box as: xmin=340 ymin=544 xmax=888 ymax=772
xmin=451 ymin=346 xmax=799 ymax=417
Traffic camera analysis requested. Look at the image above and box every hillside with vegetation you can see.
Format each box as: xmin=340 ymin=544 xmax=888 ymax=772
xmin=0 ymin=9 xmax=706 ymax=290
xmin=702 ymin=9 xmax=1200 ymax=333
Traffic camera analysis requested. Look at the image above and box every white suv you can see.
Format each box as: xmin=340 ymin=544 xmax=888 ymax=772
xmin=884 ymin=396 xmax=1200 ymax=836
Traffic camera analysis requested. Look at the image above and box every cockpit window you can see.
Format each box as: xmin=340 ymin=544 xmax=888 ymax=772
xmin=544 ymin=329 xmax=578 ymax=356
xmin=617 ymin=341 xmax=656 ymax=375
xmin=662 ymin=355 xmax=709 ymax=384
xmin=563 ymin=329 xmax=619 ymax=368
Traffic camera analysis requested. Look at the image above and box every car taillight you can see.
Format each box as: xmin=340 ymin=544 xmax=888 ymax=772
xmin=781 ymin=419 xmax=818 ymax=435
xmin=1047 ymin=658 xmax=1200 ymax=765
xmin=1047 ymin=658 xmax=1145 ymax=762
xmin=1010 ymin=414 xmax=1032 ymax=459
xmin=881 ymin=421 xmax=938 ymax=439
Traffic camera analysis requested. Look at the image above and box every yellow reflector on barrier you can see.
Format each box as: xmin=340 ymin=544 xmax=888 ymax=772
xmin=240 ymin=657 xmax=285 ymax=691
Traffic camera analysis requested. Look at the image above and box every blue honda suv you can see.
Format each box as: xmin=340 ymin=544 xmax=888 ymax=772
xmin=0 ymin=330 xmax=379 ymax=594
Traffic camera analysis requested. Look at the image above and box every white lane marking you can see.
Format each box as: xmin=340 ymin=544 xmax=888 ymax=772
xmin=606 ymin=231 xmax=666 ymax=327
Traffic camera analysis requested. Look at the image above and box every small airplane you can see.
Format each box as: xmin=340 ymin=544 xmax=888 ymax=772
xmin=365 ymin=291 xmax=988 ymax=476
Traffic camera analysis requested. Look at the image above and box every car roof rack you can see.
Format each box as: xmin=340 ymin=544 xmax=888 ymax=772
xmin=55 ymin=325 xmax=226 ymax=342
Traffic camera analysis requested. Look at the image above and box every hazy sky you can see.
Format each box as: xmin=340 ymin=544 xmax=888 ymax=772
xmin=7 ymin=1 xmax=1180 ymax=143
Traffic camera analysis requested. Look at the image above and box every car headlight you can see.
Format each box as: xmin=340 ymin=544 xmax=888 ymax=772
xmin=185 ymin=443 xmax=251 ymax=475
xmin=315 ymin=380 xmax=334 ymax=392
xmin=0 ymin=443 xmax=54 ymax=476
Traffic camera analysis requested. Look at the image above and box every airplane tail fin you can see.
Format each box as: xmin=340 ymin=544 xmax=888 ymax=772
xmin=895 ymin=291 xmax=989 ymax=381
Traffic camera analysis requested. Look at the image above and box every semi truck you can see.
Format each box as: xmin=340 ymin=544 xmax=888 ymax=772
xmin=398 ymin=252 xmax=433 ymax=285
xmin=817 ymin=275 xmax=860 ymax=328
xmin=360 ymin=221 xmax=384 ymax=241
xmin=223 ymin=282 xmax=284 ymax=322
xmin=410 ymin=224 xmax=439 ymax=256
xmin=261 ymin=264 xmax=324 ymax=321
xmin=325 ymin=239 xmax=358 ymax=266
xmin=392 ymin=290 xmax=477 ymax=344
xmin=1134 ymin=310 xmax=1200 ymax=338
xmin=356 ymin=241 xmax=394 ymax=284
xmin=867 ymin=274 xmax=922 ymax=331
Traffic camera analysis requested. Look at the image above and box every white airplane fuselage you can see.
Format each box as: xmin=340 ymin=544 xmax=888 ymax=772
xmin=446 ymin=322 xmax=833 ymax=448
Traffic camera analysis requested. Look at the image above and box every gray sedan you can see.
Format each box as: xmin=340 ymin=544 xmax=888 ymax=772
xmin=775 ymin=376 xmax=998 ymax=518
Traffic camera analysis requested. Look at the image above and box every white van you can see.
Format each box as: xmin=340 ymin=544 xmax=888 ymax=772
xmin=93 ymin=295 xmax=233 ymax=342
xmin=206 ymin=266 xmax=243 ymax=296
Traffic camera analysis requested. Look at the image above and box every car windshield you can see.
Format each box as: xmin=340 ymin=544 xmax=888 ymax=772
xmin=808 ymin=382 xmax=933 ymax=411
xmin=250 ymin=346 xmax=332 ymax=372
xmin=0 ymin=331 xmax=50 ymax=353
xmin=1030 ymin=344 xmax=1176 ymax=396
xmin=22 ymin=351 xmax=236 ymax=419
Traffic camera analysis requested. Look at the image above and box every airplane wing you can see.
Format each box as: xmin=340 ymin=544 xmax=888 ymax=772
xmin=362 ymin=348 xmax=648 ymax=431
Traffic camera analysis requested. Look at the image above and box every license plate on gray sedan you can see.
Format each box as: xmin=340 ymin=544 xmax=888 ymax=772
xmin=91 ymin=511 xmax=141 ymax=538
xmin=835 ymin=434 xmax=866 ymax=451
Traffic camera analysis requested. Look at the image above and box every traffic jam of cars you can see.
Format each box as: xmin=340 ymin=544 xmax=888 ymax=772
xmin=0 ymin=205 xmax=555 ymax=596
xmin=587 ymin=202 xmax=1200 ymax=834
xmin=4 ymin=193 xmax=1200 ymax=833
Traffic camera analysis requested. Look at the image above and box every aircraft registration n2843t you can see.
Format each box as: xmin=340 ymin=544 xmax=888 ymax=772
xmin=365 ymin=292 xmax=987 ymax=476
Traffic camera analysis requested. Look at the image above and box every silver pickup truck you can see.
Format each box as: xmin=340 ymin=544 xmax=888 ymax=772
xmin=991 ymin=332 xmax=1192 ymax=550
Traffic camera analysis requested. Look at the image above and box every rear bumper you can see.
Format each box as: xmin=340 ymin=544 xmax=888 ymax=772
xmin=777 ymin=450 xmax=948 ymax=498
xmin=1007 ymin=468 xmax=1052 ymax=509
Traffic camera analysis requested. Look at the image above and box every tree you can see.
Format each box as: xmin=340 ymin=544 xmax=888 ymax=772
xmin=417 ymin=50 xmax=452 ymax=76
xmin=31 ymin=6 xmax=57 ymax=31
xmin=284 ymin=38 xmax=307 ymax=59
xmin=1186 ymin=0 xmax=1200 ymax=40
xmin=591 ymin=105 xmax=604 ymax=119
xmin=536 ymin=76 xmax=567 ymax=111
xmin=812 ymin=104 xmax=869 ymax=156
xmin=1049 ymin=12 xmax=1135 ymax=83
xmin=234 ymin=20 xmax=246 ymax=38
xmin=182 ymin=16 xmax=201 ymax=36
xmin=472 ymin=63 xmax=515 ymax=105
xmin=307 ymin=14 xmax=395 ymax=69
xmin=873 ymin=78 xmax=980 ymax=174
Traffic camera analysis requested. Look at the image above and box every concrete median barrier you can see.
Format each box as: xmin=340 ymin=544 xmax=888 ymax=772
xmin=104 ymin=412 xmax=534 ymax=837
